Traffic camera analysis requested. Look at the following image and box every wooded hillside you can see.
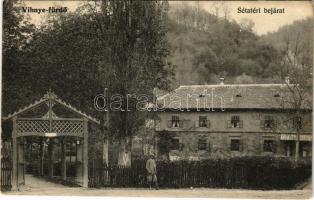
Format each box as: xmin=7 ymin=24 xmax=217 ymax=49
xmin=166 ymin=3 xmax=313 ymax=86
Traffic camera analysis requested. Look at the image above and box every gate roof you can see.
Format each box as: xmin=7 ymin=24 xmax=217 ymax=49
xmin=3 ymin=91 xmax=100 ymax=125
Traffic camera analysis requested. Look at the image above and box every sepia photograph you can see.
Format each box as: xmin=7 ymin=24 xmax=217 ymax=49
xmin=1 ymin=0 xmax=313 ymax=199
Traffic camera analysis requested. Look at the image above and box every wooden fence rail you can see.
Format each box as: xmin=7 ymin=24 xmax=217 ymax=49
xmin=1 ymin=153 xmax=311 ymax=190
xmin=1 ymin=141 xmax=12 ymax=191
xmin=89 ymin=158 xmax=311 ymax=189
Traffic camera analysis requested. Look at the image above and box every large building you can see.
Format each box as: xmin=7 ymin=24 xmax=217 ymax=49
xmin=154 ymin=82 xmax=312 ymax=161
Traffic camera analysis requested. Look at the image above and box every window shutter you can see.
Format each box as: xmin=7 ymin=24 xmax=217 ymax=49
xmin=260 ymin=120 xmax=264 ymax=129
xmin=227 ymin=121 xmax=230 ymax=128
xmin=179 ymin=120 xmax=183 ymax=128
xmin=207 ymin=142 xmax=211 ymax=152
xmin=273 ymin=141 xmax=277 ymax=153
xmin=207 ymin=120 xmax=210 ymax=128
xmin=167 ymin=120 xmax=172 ymax=128
xmin=240 ymin=140 xmax=244 ymax=152
xmin=195 ymin=120 xmax=199 ymax=128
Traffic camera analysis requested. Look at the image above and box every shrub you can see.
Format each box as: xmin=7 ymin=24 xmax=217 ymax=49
xmin=89 ymin=156 xmax=311 ymax=189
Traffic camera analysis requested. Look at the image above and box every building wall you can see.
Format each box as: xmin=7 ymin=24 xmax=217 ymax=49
xmin=155 ymin=110 xmax=312 ymax=160
xmin=156 ymin=110 xmax=312 ymax=133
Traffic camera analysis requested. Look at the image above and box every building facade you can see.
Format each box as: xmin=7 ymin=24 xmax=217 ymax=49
xmin=154 ymin=83 xmax=312 ymax=161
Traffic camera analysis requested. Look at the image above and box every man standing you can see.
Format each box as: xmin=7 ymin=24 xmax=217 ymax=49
xmin=146 ymin=154 xmax=159 ymax=190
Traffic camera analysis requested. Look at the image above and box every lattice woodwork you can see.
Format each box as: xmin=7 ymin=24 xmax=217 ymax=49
xmin=53 ymin=120 xmax=83 ymax=135
xmin=16 ymin=119 xmax=84 ymax=136
xmin=16 ymin=120 xmax=49 ymax=134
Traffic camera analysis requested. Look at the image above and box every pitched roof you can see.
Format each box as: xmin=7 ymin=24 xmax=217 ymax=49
xmin=157 ymin=84 xmax=312 ymax=110
xmin=3 ymin=91 xmax=100 ymax=124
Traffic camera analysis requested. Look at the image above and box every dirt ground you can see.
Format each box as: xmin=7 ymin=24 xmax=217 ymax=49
xmin=1 ymin=175 xmax=312 ymax=199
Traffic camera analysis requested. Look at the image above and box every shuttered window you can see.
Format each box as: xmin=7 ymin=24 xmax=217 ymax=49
xmin=198 ymin=138 xmax=207 ymax=150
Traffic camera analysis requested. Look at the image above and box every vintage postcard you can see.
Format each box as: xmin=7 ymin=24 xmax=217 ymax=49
xmin=1 ymin=0 xmax=313 ymax=199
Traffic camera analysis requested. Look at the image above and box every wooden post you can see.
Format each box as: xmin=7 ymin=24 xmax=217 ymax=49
xmin=61 ymin=138 xmax=66 ymax=181
xmin=48 ymin=139 xmax=54 ymax=178
xmin=76 ymin=138 xmax=83 ymax=185
xmin=83 ymin=118 xmax=88 ymax=188
xmin=18 ymin=137 xmax=25 ymax=185
xmin=39 ymin=138 xmax=44 ymax=176
xmin=12 ymin=117 xmax=18 ymax=190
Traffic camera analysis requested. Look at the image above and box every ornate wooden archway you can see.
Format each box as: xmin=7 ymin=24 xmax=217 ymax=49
xmin=3 ymin=91 xmax=100 ymax=190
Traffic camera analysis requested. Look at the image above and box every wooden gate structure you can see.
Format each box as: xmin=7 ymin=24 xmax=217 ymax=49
xmin=2 ymin=91 xmax=101 ymax=190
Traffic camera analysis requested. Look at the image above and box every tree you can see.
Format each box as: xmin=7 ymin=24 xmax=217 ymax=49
xmin=209 ymin=1 xmax=230 ymax=20
xmin=2 ymin=0 xmax=35 ymax=115
xmin=239 ymin=18 xmax=254 ymax=32
xmin=93 ymin=0 xmax=175 ymax=165
xmin=275 ymin=19 xmax=313 ymax=162
xmin=283 ymin=71 xmax=312 ymax=163
xmin=13 ymin=0 xmax=175 ymax=166
xmin=167 ymin=3 xmax=279 ymax=85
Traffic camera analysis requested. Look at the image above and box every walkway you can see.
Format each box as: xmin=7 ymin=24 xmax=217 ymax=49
xmin=2 ymin=175 xmax=312 ymax=199
xmin=12 ymin=175 xmax=74 ymax=194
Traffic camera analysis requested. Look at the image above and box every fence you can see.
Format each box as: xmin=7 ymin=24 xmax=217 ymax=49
xmin=1 ymin=141 xmax=12 ymax=191
xmin=89 ymin=160 xmax=147 ymax=188
xmin=89 ymin=157 xmax=312 ymax=189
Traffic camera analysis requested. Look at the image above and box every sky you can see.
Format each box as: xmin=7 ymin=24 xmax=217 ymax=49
xmin=192 ymin=1 xmax=313 ymax=35
xmin=21 ymin=0 xmax=313 ymax=35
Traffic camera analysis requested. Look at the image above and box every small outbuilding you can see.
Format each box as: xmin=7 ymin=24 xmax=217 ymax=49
xmin=1 ymin=91 xmax=104 ymax=190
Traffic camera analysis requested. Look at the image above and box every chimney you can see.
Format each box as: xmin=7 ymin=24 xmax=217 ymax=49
xmin=219 ymin=77 xmax=225 ymax=85
xmin=285 ymin=76 xmax=290 ymax=84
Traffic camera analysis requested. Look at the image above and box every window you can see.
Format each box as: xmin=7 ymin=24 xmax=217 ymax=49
xmin=199 ymin=116 xmax=208 ymax=128
xmin=293 ymin=117 xmax=303 ymax=130
xmin=285 ymin=141 xmax=294 ymax=157
xmin=273 ymin=94 xmax=280 ymax=97
xmin=264 ymin=116 xmax=275 ymax=129
xmin=263 ymin=140 xmax=276 ymax=152
xmin=300 ymin=143 xmax=311 ymax=158
xmin=198 ymin=138 xmax=207 ymax=151
xmin=230 ymin=139 xmax=241 ymax=151
xmin=230 ymin=116 xmax=242 ymax=128
xmin=171 ymin=116 xmax=180 ymax=128
xmin=170 ymin=138 xmax=180 ymax=150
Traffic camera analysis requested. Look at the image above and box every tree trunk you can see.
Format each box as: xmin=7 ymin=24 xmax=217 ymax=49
xmin=103 ymin=88 xmax=110 ymax=166
xmin=295 ymin=133 xmax=300 ymax=163
xmin=103 ymin=137 xmax=109 ymax=166
xmin=117 ymin=137 xmax=131 ymax=167
xmin=295 ymin=114 xmax=301 ymax=163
